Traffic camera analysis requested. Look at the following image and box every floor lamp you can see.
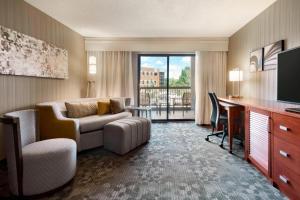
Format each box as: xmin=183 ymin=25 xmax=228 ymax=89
xmin=229 ymin=68 xmax=243 ymax=98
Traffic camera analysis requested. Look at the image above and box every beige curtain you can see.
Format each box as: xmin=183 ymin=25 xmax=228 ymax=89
xmin=195 ymin=51 xmax=227 ymax=125
xmin=87 ymin=51 xmax=134 ymax=103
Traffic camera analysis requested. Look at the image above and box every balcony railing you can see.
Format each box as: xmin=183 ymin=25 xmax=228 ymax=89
xmin=139 ymin=86 xmax=193 ymax=108
xmin=139 ymin=86 xmax=194 ymax=119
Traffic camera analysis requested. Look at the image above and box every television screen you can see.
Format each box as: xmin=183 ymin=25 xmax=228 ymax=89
xmin=278 ymin=47 xmax=300 ymax=104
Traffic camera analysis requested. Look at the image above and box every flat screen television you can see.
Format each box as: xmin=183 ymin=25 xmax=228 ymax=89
xmin=277 ymin=46 xmax=300 ymax=104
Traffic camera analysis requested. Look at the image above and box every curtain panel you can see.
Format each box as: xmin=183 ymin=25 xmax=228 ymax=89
xmin=195 ymin=51 xmax=227 ymax=125
xmin=87 ymin=51 xmax=134 ymax=103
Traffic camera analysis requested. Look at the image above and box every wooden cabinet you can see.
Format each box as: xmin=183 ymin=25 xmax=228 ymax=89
xmin=272 ymin=113 xmax=300 ymax=200
xmin=273 ymin=113 xmax=300 ymax=146
xmin=219 ymin=97 xmax=300 ymax=199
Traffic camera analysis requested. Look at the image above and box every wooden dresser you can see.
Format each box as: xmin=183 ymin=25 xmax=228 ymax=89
xmin=219 ymin=97 xmax=300 ymax=200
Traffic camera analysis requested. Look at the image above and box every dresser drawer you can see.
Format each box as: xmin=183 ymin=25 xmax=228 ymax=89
xmin=274 ymin=136 xmax=300 ymax=175
xmin=274 ymin=163 xmax=300 ymax=200
xmin=273 ymin=113 xmax=300 ymax=146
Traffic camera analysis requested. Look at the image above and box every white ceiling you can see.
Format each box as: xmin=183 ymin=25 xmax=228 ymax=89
xmin=25 ymin=0 xmax=276 ymax=38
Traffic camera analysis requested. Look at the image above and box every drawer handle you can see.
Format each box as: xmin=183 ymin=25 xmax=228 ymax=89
xmin=279 ymin=125 xmax=289 ymax=132
xmin=279 ymin=150 xmax=289 ymax=158
xmin=279 ymin=175 xmax=289 ymax=184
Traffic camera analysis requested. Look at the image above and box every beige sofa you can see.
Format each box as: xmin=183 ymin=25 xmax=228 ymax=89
xmin=36 ymin=98 xmax=132 ymax=151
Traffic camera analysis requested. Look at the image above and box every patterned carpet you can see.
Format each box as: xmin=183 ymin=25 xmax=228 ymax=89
xmin=1 ymin=122 xmax=286 ymax=200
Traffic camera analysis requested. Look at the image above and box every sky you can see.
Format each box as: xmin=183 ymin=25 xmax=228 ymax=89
xmin=141 ymin=56 xmax=191 ymax=79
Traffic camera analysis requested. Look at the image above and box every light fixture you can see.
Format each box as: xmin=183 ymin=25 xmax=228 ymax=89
xmin=88 ymin=56 xmax=97 ymax=74
xmin=229 ymin=68 xmax=243 ymax=98
xmin=87 ymin=56 xmax=97 ymax=97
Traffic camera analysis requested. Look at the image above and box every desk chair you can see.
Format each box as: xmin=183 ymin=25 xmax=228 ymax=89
xmin=205 ymin=92 xmax=228 ymax=148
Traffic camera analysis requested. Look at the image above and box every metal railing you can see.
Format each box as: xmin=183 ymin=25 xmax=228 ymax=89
xmin=139 ymin=86 xmax=192 ymax=108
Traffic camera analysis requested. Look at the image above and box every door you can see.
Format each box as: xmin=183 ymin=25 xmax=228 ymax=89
xmin=138 ymin=54 xmax=195 ymax=121
xmin=168 ymin=56 xmax=195 ymax=120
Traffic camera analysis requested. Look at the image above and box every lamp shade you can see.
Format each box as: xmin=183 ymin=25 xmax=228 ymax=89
xmin=229 ymin=69 xmax=243 ymax=82
xmin=88 ymin=56 xmax=97 ymax=74
xmin=89 ymin=56 xmax=97 ymax=65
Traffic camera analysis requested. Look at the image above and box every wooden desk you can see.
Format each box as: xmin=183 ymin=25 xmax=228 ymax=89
xmin=218 ymin=101 xmax=244 ymax=154
xmin=218 ymin=97 xmax=300 ymax=199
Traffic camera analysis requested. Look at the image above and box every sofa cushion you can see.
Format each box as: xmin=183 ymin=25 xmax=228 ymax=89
xmin=65 ymin=102 xmax=98 ymax=118
xmin=79 ymin=112 xmax=132 ymax=133
xmin=97 ymin=101 xmax=111 ymax=115
xmin=110 ymin=99 xmax=125 ymax=114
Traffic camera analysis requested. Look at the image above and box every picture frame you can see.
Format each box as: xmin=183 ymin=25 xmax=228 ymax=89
xmin=263 ymin=40 xmax=284 ymax=71
xmin=0 ymin=25 xmax=68 ymax=79
xmin=250 ymin=48 xmax=263 ymax=72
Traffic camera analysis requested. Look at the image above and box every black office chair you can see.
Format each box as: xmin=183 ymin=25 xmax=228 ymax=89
xmin=205 ymin=92 xmax=228 ymax=148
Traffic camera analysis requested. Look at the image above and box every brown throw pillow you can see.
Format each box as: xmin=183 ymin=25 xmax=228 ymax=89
xmin=97 ymin=101 xmax=111 ymax=115
xmin=110 ymin=98 xmax=125 ymax=114
xmin=65 ymin=101 xmax=98 ymax=118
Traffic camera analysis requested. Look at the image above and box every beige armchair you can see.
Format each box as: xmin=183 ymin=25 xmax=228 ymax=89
xmin=0 ymin=109 xmax=77 ymax=196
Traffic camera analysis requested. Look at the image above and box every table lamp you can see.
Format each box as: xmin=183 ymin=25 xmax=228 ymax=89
xmin=229 ymin=68 xmax=243 ymax=98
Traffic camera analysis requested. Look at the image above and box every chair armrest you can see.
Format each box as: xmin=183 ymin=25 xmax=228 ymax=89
xmin=36 ymin=105 xmax=80 ymax=146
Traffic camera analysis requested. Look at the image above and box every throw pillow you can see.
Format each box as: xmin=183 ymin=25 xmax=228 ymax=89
xmin=110 ymin=98 xmax=125 ymax=114
xmin=65 ymin=101 xmax=98 ymax=118
xmin=97 ymin=101 xmax=111 ymax=115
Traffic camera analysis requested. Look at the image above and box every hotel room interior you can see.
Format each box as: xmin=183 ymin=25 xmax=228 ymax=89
xmin=0 ymin=0 xmax=300 ymax=199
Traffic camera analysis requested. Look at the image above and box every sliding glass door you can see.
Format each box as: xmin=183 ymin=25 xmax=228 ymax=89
xmin=138 ymin=54 xmax=195 ymax=121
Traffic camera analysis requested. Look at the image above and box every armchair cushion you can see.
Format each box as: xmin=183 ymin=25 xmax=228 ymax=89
xmin=22 ymin=138 xmax=76 ymax=196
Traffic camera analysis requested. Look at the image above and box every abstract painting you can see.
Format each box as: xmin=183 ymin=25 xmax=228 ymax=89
xmin=263 ymin=40 xmax=284 ymax=71
xmin=250 ymin=49 xmax=263 ymax=72
xmin=0 ymin=25 xmax=68 ymax=79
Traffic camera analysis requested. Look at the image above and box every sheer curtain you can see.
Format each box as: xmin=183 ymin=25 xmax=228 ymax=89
xmin=195 ymin=51 xmax=227 ymax=125
xmin=87 ymin=51 xmax=134 ymax=103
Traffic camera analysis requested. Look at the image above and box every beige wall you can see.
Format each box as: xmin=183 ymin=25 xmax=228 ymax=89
xmin=0 ymin=0 xmax=86 ymax=160
xmin=227 ymin=0 xmax=300 ymax=100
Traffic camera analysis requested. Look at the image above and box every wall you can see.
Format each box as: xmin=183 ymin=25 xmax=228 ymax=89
xmin=227 ymin=0 xmax=300 ymax=100
xmin=0 ymin=0 xmax=86 ymax=160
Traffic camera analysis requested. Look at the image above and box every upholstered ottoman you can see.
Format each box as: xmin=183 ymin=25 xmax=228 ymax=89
xmin=104 ymin=117 xmax=151 ymax=155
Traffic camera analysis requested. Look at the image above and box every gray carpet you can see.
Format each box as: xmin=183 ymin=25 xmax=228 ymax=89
xmin=42 ymin=122 xmax=285 ymax=200
xmin=1 ymin=123 xmax=286 ymax=200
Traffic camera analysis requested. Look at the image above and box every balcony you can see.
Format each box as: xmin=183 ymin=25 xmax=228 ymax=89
xmin=139 ymin=86 xmax=195 ymax=120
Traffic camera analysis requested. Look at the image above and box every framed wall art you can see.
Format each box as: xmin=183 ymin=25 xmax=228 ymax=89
xmin=263 ymin=40 xmax=284 ymax=71
xmin=0 ymin=25 xmax=68 ymax=79
xmin=250 ymin=48 xmax=263 ymax=72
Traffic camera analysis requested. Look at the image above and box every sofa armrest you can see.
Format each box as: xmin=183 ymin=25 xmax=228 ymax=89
xmin=36 ymin=105 xmax=80 ymax=146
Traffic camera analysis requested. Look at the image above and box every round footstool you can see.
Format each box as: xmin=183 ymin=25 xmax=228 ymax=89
xmin=104 ymin=117 xmax=151 ymax=155
xmin=21 ymin=138 xmax=77 ymax=196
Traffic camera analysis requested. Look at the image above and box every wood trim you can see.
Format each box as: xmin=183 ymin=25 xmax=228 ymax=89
xmin=0 ymin=116 xmax=23 ymax=196
xmin=13 ymin=118 xmax=23 ymax=196
xmin=244 ymin=107 xmax=250 ymax=161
